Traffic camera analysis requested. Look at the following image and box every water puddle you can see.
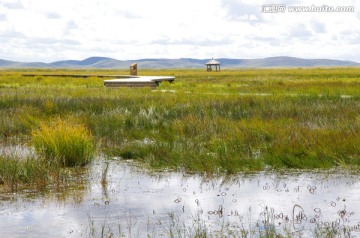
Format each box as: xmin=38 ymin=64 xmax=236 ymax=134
xmin=0 ymin=158 xmax=359 ymax=237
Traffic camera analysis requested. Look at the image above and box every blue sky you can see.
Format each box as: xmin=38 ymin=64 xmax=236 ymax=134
xmin=0 ymin=0 xmax=359 ymax=62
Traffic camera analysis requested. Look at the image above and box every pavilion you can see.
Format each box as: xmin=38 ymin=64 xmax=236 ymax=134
xmin=205 ymin=58 xmax=221 ymax=72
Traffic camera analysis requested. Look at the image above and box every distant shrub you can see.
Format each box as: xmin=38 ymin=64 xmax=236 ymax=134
xmin=32 ymin=118 xmax=95 ymax=167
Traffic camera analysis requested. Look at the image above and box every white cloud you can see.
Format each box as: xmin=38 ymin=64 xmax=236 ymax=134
xmin=1 ymin=0 xmax=23 ymax=9
xmin=0 ymin=0 xmax=359 ymax=62
xmin=0 ymin=4 xmax=7 ymax=21
xmin=45 ymin=12 xmax=62 ymax=19
xmin=310 ymin=20 xmax=326 ymax=34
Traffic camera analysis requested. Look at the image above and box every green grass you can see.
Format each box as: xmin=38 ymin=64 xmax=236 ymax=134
xmin=1 ymin=68 xmax=360 ymax=174
xmin=0 ymin=154 xmax=86 ymax=192
xmin=0 ymin=156 xmax=48 ymax=191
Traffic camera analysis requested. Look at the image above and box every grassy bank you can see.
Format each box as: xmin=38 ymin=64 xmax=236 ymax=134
xmin=1 ymin=68 xmax=360 ymax=174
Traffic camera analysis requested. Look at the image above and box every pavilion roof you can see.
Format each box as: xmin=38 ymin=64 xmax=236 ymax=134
xmin=205 ymin=58 xmax=220 ymax=65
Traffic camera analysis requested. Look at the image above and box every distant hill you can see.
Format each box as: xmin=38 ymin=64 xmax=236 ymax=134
xmin=0 ymin=59 xmax=48 ymax=68
xmin=0 ymin=56 xmax=359 ymax=68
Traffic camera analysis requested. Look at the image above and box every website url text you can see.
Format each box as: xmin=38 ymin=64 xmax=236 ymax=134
xmin=261 ymin=4 xmax=354 ymax=13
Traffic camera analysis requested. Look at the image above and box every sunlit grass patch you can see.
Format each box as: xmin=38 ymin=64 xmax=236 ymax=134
xmin=32 ymin=118 xmax=95 ymax=167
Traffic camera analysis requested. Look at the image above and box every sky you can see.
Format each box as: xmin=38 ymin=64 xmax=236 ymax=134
xmin=0 ymin=0 xmax=360 ymax=62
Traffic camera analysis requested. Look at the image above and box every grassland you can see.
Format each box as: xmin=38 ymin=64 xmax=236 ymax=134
xmin=1 ymin=68 xmax=360 ymax=179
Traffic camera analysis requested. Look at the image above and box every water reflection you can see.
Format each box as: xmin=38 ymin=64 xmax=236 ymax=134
xmin=0 ymin=158 xmax=360 ymax=237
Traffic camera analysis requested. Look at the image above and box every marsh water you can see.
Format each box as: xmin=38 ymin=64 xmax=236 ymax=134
xmin=1 ymin=150 xmax=360 ymax=237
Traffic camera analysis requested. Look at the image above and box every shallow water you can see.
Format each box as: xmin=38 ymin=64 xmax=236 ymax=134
xmin=0 ymin=157 xmax=360 ymax=237
xmin=0 ymin=143 xmax=35 ymax=158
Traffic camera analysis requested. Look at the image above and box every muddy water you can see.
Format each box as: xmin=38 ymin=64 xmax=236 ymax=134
xmin=0 ymin=158 xmax=360 ymax=237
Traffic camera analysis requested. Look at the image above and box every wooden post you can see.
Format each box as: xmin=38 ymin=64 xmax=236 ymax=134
xmin=130 ymin=63 xmax=137 ymax=76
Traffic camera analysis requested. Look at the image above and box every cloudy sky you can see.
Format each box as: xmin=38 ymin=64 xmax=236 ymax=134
xmin=0 ymin=0 xmax=359 ymax=62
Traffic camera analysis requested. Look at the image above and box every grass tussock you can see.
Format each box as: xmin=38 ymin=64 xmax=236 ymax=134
xmin=32 ymin=118 xmax=95 ymax=167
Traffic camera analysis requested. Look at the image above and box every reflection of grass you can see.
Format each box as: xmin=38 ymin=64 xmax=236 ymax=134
xmin=32 ymin=118 xmax=95 ymax=167
xmin=1 ymin=69 xmax=360 ymax=173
